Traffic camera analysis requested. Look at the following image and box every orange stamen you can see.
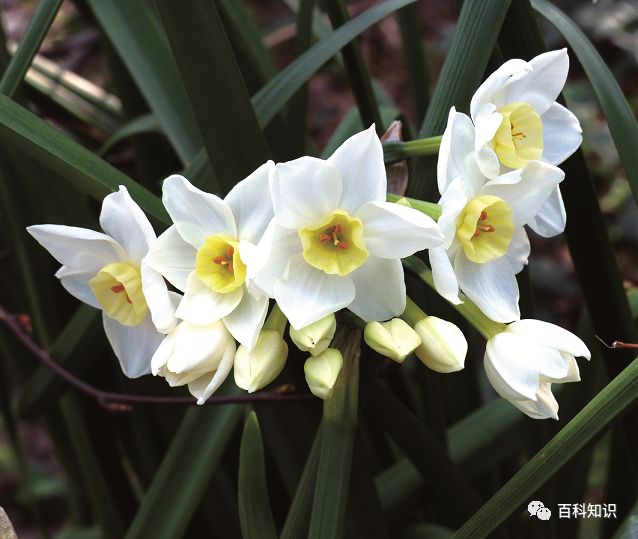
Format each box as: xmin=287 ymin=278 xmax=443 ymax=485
xmin=111 ymin=284 xmax=125 ymax=294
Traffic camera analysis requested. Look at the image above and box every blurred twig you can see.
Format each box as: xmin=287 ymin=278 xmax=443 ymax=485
xmin=0 ymin=305 xmax=313 ymax=411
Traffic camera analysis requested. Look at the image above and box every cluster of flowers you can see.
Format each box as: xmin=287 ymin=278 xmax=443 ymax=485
xmin=28 ymin=49 xmax=590 ymax=419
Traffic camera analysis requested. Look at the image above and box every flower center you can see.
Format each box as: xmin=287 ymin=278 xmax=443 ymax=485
xmin=195 ymin=234 xmax=246 ymax=293
xmin=89 ymin=262 xmax=148 ymax=326
xmin=491 ymin=102 xmax=543 ymax=169
xmin=299 ymin=209 xmax=368 ymax=276
xmin=456 ymin=195 xmax=515 ymax=263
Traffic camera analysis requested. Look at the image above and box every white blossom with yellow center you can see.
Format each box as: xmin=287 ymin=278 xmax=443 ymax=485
xmin=430 ymin=108 xmax=565 ymax=323
xmin=27 ymin=186 xmax=178 ymax=378
xmin=247 ymin=126 xmax=444 ymax=329
xmin=469 ymin=49 xmax=582 ymax=237
xmin=144 ymin=162 xmax=274 ymax=349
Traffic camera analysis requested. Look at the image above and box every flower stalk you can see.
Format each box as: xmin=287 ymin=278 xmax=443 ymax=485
xmin=382 ymin=135 xmax=442 ymax=163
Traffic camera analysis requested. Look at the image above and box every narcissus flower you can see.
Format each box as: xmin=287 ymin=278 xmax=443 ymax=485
xmin=484 ymin=319 xmax=590 ymax=419
xmin=234 ymin=330 xmax=288 ymax=393
xmin=304 ymin=348 xmax=343 ymax=400
xmin=431 ymin=108 xmax=565 ymax=322
xmin=413 ymin=316 xmax=467 ymax=373
xmin=151 ymin=320 xmax=236 ymax=404
xmin=248 ymin=126 xmax=444 ymax=329
xmin=469 ymin=49 xmax=581 ymax=236
xmin=289 ymin=314 xmax=337 ymax=356
xmin=364 ymin=318 xmax=421 ymax=363
xmin=144 ymin=163 xmax=274 ymax=349
xmin=27 ymin=186 xmax=178 ymax=377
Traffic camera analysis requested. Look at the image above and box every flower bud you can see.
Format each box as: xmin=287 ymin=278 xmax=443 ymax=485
xmin=304 ymin=348 xmax=343 ymax=400
xmin=234 ymin=329 xmax=288 ymax=393
xmin=364 ymin=318 xmax=421 ymax=363
xmin=289 ymin=314 xmax=336 ymax=356
xmin=413 ymin=316 xmax=467 ymax=373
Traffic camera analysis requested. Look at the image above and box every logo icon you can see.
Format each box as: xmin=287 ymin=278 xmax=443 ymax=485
xmin=528 ymin=501 xmax=552 ymax=520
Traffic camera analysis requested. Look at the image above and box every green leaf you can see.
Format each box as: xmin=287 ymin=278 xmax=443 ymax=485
xmin=253 ymin=0 xmax=418 ymax=129
xmin=86 ymin=0 xmax=203 ymax=163
xmin=308 ymin=330 xmax=360 ymax=539
xmin=531 ymin=0 xmax=638 ymax=205
xmin=409 ymin=0 xmax=512 ymax=201
xmin=0 ymin=0 xmax=63 ymax=97
xmin=0 ymin=96 xmax=168 ymax=224
xmin=238 ymin=412 xmax=277 ymax=539
xmin=156 ymin=0 xmax=269 ymax=193
xmin=453 ymin=357 xmax=638 ymax=538
xmin=99 ymin=114 xmax=161 ymax=155
xmin=124 ymin=385 xmax=242 ymax=539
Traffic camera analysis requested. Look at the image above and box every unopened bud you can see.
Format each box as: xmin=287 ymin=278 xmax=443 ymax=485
xmin=364 ymin=318 xmax=421 ymax=363
xmin=414 ymin=316 xmax=467 ymax=373
xmin=234 ymin=330 xmax=288 ymax=392
xmin=304 ymin=348 xmax=343 ymax=400
xmin=289 ymin=314 xmax=336 ymax=356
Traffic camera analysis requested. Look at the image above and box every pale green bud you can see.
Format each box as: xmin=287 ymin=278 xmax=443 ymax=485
xmin=304 ymin=348 xmax=343 ymax=400
xmin=364 ymin=318 xmax=421 ymax=363
xmin=234 ymin=330 xmax=288 ymax=392
xmin=289 ymin=314 xmax=336 ymax=356
xmin=414 ymin=316 xmax=467 ymax=373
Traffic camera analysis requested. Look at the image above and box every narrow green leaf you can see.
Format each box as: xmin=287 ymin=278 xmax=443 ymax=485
xmin=453 ymin=357 xmax=638 ymax=539
xmin=253 ymin=0 xmax=418 ymax=129
xmin=409 ymin=0 xmax=512 ymax=201
xmin=308 ymin=330 xmax=360 ymax=539
xmin=0 ymin=0 xmax=62 ymax=97
xmin=124 ymin=386 xmax=242 ymax=539
xmin=0 ymin=96 xmax=168 ymax=224
xmin=99 ymin=114 xmax=161 ymax=155
xmin=531 ymin=0 xmax=638 ymax=205
xmin=156 ymin=0 xmax=269 ymax=193
xmin=238 ymin=412 xmax=277 ymax=539
xmin=383 ymin=136 xmax=442 ymax=163
xmin=86 ymin=0 xmax=203 ymax=163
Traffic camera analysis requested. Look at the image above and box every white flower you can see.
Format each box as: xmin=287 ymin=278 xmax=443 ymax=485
xmin=304 ymin=348 xmax=343 ymax=400
xmin=234 ymin=329 xmax=288 ymax=393
xmin=27 ymin=186 xmax=178 ymax=378
xmin=248 ymin=126 xmax=444 ymax=329
xmin=413 ymin=316 xmax=467 ymax=373
xmin=469 ymin=49 xmax=582 ymax=236
xmin=289 ymin=314 xmax=336 ymax=356
xmin=364 ymin=318 xmax=421 ymax=363
xmin=151 ymin=320 xmax=236 ymax=404
xmin=431 ymin=108 xmax=565 ymax=323
xmin=484 ymin=319 xmax=590 ymax=419
xmin=144 ymin=162 xmax=274 ymax=349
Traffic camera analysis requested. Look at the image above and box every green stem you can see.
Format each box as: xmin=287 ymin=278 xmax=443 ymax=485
xmin=263 ymin=303 xmax=287 ymax=336
xmin=386 ymin=192 xmax=442 ymax=220
xmin=383 ymin=135 xmax=442 ymax=163
xmin=403 ymin=256 xmax=506 ymax=339
xmin=402 ymin=297 xmax=427 ymax=326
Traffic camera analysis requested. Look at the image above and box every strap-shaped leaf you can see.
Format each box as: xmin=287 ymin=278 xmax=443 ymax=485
xmin=531 ymin=0 xmax=638 ymax=205
xmin=238 ymin=412 xmax=278 ymax=539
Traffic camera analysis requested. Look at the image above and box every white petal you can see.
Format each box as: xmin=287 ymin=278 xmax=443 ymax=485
xmin=245 ymin=221 xmax=301 ymax=297
xmin=166 ymin=320 xmax=233 ymax=373
xmin=274 ymin=256 xmax=355 ymax=329
xmin=223 ymin=291 xmax=269 ymax=349
xmin=541 ymin=102 xmax=582 ymax=165
xmin=225 ymin=161 xmax=275 ymax=244
xmin=470 ymin=58 xmax=530 ymax=117
xmin=176 ymin=272 xmax=243 ymax=324
xmin=506 ymin=228 xmax=531 ymax=274
xmin=429 ymin=247 xmax=461 ymax=305
xmin=141 ymin=262 xmax=177 ymax=334
xmin=484 ymin=332 xmax=541 ymax=401
xmin=327 ymin=125 xmax=386 ymax=212
xmin=188 ymin=344 xmax=235 ymax=404
xmin=102 ymin=312 xmax=162 ymax=378
xmin=99 ymin=186 xmax=155 ymax=263
xmin=437 ymin=108 xmax=483 ymax=196
xmin=454 ymin=252 xmax=520 ymax=323
xmin=162 ymin=175 xmax=236 ymax=248
xmin=55 ymin=266 xmax=101 ymax=309
xmin=271 ymin=157 xmax=342 ymax=229
xmin=348 ymin=257 xmax=406 ymax=322
xmin=503 ymin=49 xmax=569 ymax=116
xmin=355 ymin=201 xmax=443 ymax=259
xmin=473 ymin=103 xmax=503 ymax=180
xmin=508 ymin=319 xmax=591 ymax=360
xmin=480 ymin=161 xmax=564 ymax=227
xmin=143 ymin=225 xmax=197 ymax=292
xmin=27 ymin=224 xmax=126 ymax=272
xmin=527 ymin=187 xmax=566 ymax=238
xmin=511 ymin=383 xmax=559 ymax=420
xmin=437 ymin=178 xmax=468 ymax=249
